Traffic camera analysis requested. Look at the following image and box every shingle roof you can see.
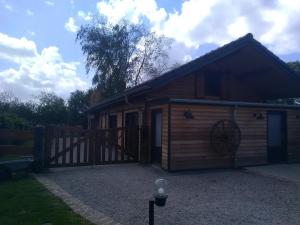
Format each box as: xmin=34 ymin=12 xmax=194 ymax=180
xmin=87 ymin=33 xmax=299 ymax=112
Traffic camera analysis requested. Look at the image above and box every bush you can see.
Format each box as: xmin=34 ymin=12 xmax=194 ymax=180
xmin=0 ymin=113 xmax=31 ymax=130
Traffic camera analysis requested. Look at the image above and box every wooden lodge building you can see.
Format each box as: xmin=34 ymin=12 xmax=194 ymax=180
xmin=87 ymin=33 xmax=300 ymax=171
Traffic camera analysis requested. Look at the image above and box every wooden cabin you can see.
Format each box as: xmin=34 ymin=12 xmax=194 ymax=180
xmin=87 ymin=33 xmax=300 ymax=171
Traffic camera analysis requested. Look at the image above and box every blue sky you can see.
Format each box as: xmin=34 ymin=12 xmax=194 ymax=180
xmin=1 ymin=0 xmax=300 ymax=100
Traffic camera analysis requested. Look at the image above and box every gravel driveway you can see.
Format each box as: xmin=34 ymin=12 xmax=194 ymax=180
xmin=40 ymin=164 xmax=300 ymax=225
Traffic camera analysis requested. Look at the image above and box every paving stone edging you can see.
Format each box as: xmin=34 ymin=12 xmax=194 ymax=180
xmin=33 ymin=174 xmax=122 ymax=225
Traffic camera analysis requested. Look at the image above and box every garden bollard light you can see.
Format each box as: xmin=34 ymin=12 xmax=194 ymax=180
xmin=149 ymin=178 xmax=168 ymax=225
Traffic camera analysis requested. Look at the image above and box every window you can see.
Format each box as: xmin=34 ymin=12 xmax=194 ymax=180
xmin=205 ymin=73 xmax=221 ymax=97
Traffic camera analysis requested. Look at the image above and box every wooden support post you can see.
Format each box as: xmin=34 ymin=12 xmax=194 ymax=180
xmin=77 ymin=131 xmax=81 ymax=164
xmin=232 ymin=105 xmax=239 ymax=168
xmin=109 ymin=130 xmax=113 ymax=162
xmin=33 ymin=126 xmax=45 ymax=172
xmin=62 ymin=130 xmax=66 ymax=166
xmin=121 ymin=128 xmax=125 ymax=161
xmin=102 ymin=130 xmax=106 ymax=162
xmin=84 ymin=135 xmax=87 ymax=164
xmin=55 ymin=129 xmax=59 ymax=165
xmin=70 ymin=131 xmax=74 ymax=165
xmin=114 ymin=129 xmax=118 ymax=161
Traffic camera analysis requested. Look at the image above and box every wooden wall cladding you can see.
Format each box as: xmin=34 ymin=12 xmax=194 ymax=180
xmin=161 ymin=105 xmax=169 ymax=170
xmin=170 ymin=105 xmax=233 ymax=170
xmin=235 ymin=108 xmax=267 ymax=166
xmin=287 ymin=110 xmax=300 ymax=162
xmin=95 ymin=102 xmax=300 ymax=170
xmin=149 ymin=74 xmax=196 ymax=99
xmin=169 ymin=104 xmax=268 ymax=170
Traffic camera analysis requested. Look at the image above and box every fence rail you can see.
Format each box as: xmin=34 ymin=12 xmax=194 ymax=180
xmin=0 ymin=129 xmax=34 ymax=157
xmin=0 ymin=129 xmax=34 ymax=140
xmin=44 ymin=126 xmax=141 ymax=168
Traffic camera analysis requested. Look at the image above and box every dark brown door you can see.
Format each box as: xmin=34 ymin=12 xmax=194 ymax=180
xmin=151 ymin=110 xmax=162 ymax=164
xmin=267 ymin=111 xmax=287 ymax=163
xmin=109 ymin=115 xmax=117 ymax=128
xmin=125 ymin=112 xmax=139 ymax=160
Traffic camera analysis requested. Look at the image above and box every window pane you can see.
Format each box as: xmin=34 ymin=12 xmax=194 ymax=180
xmin=205 ymin=74 xmax=221 ymax=97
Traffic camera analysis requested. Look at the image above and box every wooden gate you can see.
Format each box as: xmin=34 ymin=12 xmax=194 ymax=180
xmin=44 ymin=126 xmax=140 ymax=168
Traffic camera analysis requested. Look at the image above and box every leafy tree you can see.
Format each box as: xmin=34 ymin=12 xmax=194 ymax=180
xmin=0 ymin=92 xmax=36 ymax=129
xmin=287 ymin=61 xmax=300 ymax=75
xmin=76 ymin=18 xmax=172 ymax=97
xmin=0 ymin=91 xmax=90 ymax=127
xmin=0 ymin=113 xmax=31 ymax=130
xmin=36 ymin=92 xmax=68 ymax=125
xmin=287 ymin=61 xmax=300 ymax=104
xmin=67 ymin=90 xmax=89 ymax=126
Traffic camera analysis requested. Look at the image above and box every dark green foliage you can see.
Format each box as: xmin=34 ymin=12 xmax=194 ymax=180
xmin=0 ymin=113 xmax=31 ymax=130
xmin=286 ymin=61 xmax=300 ymax=104
xmin=0 ymin=92 xmax=34 ymax=129
xmin=0 ymin=91 xmax=89 ymax=128
xmin=287 ymin=61 xmax=300 ymax=75
xmin=76 ymin=18 xmax=171 ymax=97
xmin=36 ymin=92 xmax=68 ymax=125
xmin=67 ymin=90 xmax=89 ymax=126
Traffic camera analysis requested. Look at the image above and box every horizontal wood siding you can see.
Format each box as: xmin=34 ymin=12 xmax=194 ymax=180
xmin=150 ymin=74 xmax=196 ymax=99
xmin=287 ymin=110 xmax=300 ymax=162
xmin=161 ymin=105 xmax=169 ymax=170
xmin=148 ymin=70 xmax=264 ymax=102
xmin=170 ymin=105 xmax=269 ymax=170
xmin=235 ymin=108 xmax=267 ymax=166
xmin=170 ymin=105 xmax=233 ymax=170
xmin=170 ymin=104 xmax=300 ymax=170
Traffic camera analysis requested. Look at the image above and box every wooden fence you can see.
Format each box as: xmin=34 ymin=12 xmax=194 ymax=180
xmin=0 ymin=126 xmax=144 ymax=168
xmin=44 ymin=126 xmax=141 ymax=168
xmin=0 ymin=129 xmax=34 ymax=157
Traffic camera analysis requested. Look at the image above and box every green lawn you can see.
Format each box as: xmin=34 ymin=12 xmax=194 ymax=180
xmin=0 ymin=176 xmax=93 ymax=225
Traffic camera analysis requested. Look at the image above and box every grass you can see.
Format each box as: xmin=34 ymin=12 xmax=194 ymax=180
xmin=0 ymin=176 xmax=93 ymax=225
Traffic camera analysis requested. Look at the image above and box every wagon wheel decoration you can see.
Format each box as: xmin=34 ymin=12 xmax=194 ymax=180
xmin=210 ymin=120 xmax=241 ymax=155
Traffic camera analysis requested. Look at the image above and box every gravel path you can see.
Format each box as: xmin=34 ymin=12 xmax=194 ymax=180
xmin=40 ymin=164 xmax=300 ymax=225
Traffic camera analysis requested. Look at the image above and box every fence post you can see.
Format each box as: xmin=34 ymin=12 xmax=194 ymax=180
xmin=140 ymin=126 xmax=149 ymax=163
xmin=33 ymin=126 xmax=45 ymax=173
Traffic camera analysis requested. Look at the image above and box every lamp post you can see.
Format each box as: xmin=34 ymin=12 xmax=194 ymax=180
xmin=149 ymin=178 xmax=168 ymax=225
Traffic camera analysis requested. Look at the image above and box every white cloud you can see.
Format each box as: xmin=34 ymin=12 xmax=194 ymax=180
xmin=96 ymin=0 xmax=300 ymax=57
xmin=44 ymin=1 xmax=54 ymax=6
xmin=78 ymin=10 xmax=92 ymax=21
xmin=26 ymin=9 xmax=34 ymax=16
xmin=183 ymin=55 xmax=192 ymax=63
xmin=97 ymin=0 xmax=167 ymax=25
xmin=0 ymin=32 xmax=38 ymax=64
xmin=65 ymin=17 xmax=79 ymax=33
xmin=4 ymin=3 xmax=12 ymax=11
xmin=0 ymin=33 xmax=88 ymax=100
xmin=70 ymin=0 xmax=75 ymax=4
